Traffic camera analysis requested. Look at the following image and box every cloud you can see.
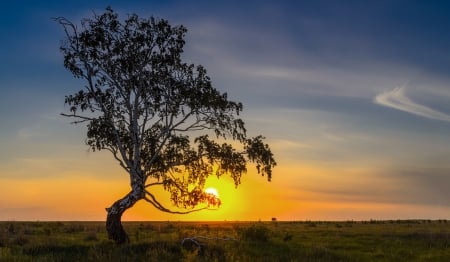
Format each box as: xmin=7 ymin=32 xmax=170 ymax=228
xmin=374 ymin=84 xmax=450 ymax=122
xmin=184 ymin=18 xmax=422 ymax=104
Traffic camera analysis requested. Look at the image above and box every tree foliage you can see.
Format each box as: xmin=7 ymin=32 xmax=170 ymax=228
xmin=55 ymin=7 xmax=275 ymax=243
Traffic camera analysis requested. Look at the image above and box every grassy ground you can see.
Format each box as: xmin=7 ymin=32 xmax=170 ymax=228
xmin=0 ymin=220 xmax=448 ymax=261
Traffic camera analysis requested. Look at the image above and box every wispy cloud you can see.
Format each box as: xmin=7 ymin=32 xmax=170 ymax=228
xmin=374 ymin=84 xmax=450 ymax=122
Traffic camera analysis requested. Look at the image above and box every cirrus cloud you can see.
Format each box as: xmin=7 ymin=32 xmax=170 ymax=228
xmin=374 ymin=84 xmax=450 ymax=122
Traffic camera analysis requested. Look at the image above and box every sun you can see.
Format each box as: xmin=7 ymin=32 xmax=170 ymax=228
xmin=205 ymin=187 xmax=219 ymax=198
xmin=204 ymin=187 xmax=221 ymax=207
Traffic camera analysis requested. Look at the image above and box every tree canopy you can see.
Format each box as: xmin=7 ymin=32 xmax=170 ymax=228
xmin=55 ymin=7 xmax=276 ymax=244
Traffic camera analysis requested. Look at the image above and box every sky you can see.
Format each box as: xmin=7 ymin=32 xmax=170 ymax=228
xmin=1 ymin=0 xmax=450 ymax=221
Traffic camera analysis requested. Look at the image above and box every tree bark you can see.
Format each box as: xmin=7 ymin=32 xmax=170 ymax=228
xmin=106 ymin=188 xmax=143 ymax=244
xmin=106 ymin=207 xmax=128 ymax=244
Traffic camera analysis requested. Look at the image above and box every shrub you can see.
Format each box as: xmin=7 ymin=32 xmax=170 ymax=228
xmin=84 ymin=231 xmax=99 ymax=242
xmin=6 ymin=224 xmax=15 ymax=235
xmin=13 ymin=236 xmax=29 ymax=246
xmin=238 ymin=224 xmax=271 ymax=242
xmin=283 ymin=232 xmax=293 ymax=242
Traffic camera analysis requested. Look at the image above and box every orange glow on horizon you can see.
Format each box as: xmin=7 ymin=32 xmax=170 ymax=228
xmin=1 ymin=163 xmax=449 ymax=221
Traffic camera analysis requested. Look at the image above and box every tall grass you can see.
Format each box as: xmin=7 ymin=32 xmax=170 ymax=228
xmin=0 ymin=220 xmax=448 ymax=261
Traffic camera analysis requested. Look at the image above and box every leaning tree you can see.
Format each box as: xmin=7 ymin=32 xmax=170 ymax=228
xmin=55 ymin=7 xmax=276 ymax=244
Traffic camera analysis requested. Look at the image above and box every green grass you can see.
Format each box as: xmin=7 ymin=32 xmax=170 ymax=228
xmin=0 ymin=220 xmax=448 ymax=261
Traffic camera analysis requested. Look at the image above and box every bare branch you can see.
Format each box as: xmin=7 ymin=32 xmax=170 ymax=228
xmin=104 ymin=147 xmax=129 ymax=172
xmin=143 ymin=190 xmax=211 ymax=214
xmin=60 ymin=113 xmax=94 ymax=122
xmin=145 ymin=182 xmax=164 ymax=188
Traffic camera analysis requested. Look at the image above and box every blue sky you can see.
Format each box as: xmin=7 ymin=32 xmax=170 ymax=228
xmin=1 ymin=1 xmax=450 ymax=220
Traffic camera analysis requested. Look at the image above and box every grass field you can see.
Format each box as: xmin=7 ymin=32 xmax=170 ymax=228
xmin=0 ymin=220 xmax=449 ymax=261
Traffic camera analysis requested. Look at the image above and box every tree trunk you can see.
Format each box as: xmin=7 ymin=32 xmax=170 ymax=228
xmin=106 ymin=188 xmax=143 ymax=244
xmin=106 ymin=207 xmax=128 ymax=244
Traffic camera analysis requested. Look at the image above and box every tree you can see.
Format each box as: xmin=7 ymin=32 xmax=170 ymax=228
xmin=55 ymin=7 xmax=276 ymax=244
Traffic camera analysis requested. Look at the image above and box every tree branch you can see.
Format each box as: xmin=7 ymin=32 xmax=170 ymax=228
xmin=105 ymin=147 xmax=129 ymax=172
xmin=143 ymin=190 xmax=211 ymax=214
xmin=83 ymin=60 xmax=132 ymax=169
xmin=60 ymin=113 xmax=94 ymax=124
xmin=145 ymin=182 xmax=164 ymax=188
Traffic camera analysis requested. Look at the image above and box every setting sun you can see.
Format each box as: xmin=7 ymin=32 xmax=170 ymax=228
xmin=205 ymin=187 xmax=219 ymax=198
xmin=204 ymin=187 xmax=221 ymax=208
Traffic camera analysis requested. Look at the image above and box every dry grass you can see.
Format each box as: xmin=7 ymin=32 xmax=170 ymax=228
xmin=0 ymin=220 xmax=449 ymax=261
